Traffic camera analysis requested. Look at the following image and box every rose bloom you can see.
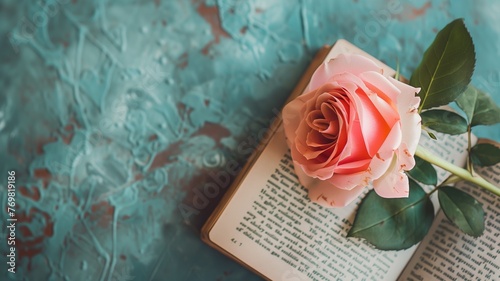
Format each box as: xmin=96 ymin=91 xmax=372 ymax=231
xmin=283 ymin=54 xmax=421 ymax=207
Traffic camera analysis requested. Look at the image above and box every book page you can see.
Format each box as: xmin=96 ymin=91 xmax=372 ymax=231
xmin=398 ymin=163 xmax=500 ymax=281
xmin=209 ymin=126 xmax=415 ymax=281
xmin=208 ymin=123 xmax=473 ymax=280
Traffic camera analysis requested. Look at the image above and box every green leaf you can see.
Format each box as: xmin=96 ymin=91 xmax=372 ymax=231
xmin=456 ymin=85 xmax=500 ymax=126
xmin=408 ymin=155 xmax=438 ymax=185
xmin=470 ymin=142 xmax=500 ymax=166
xmin=455 ymin=85 xmax=478 ymax=122
xmin=421 ymin=109 xmax=468 ymax=135
xmin=410 ymin=19 xmax=475 ymax=110
xmin=348 ymin=179 xmax=434 ymax=250
xmin=438 ymin=186 xmax=484 ymax=237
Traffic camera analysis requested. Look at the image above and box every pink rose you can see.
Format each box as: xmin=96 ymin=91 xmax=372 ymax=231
xmin=283 ymin=54 xmax=421 ymax=207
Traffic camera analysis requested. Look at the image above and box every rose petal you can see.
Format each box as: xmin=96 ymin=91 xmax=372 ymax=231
xmin=326 ymin=171 xmax=372 ymax=191
xmin=390 ymin=76 xmax=421 ymax=154
xmin=360 ymin=71 xmax=400 ymax=103
xmin=294 ymin=153 xmax=337 ymax=180
xmin=295 ymin=163 xmax=365 ymax=207
xmin=360 ymin=71 xmax=401 ymax=127
xmin=306 ymin=130 xmax=334 ymax=148
xmin=327 ymin=122 xmax=402 ymax=190
xmin=399 ymin=98 xmax=421 ymax=154
xmin=396 ymin=142 xmax=416 ymax=171
xmin=308 ymin=183 xmax=365 ymax=208
xmin=308 ymin=54 xmax=382 ymax=91
xmin=335 ymin=117 xmax=371 ymax=173
xmin=283 ymin=94 xmax=309 ymax=141
xmin=332 ymin=73 xmax=395 ymax=157
xmin=367 ymin=122 xmax=402 ymax=175
xmin=373 ymin=154 xmax=410 ymax=198
xmin=389 ymin=76 xmax=421 ymax=99
xmin=357 ymin=96 xmax=393 ymax=156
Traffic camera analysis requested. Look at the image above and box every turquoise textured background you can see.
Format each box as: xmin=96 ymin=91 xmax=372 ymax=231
xmin=1 ymin=0 xmax=500 ymax=280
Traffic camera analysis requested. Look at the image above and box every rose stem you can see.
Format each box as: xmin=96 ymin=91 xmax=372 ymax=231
xmin=415 ymin=145 xmax=500 ymax=196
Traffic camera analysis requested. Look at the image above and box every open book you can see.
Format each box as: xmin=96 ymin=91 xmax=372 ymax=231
xmin=201 ymin=40 xmax=500 ymax=281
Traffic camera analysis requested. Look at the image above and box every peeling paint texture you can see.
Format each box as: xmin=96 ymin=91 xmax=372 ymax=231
xmin=1 ymin=0 xmax=499 ymax=280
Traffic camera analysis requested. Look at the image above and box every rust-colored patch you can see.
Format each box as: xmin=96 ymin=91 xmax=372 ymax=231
xmin=201 ymin=41 xmax=215 ymax=56
xmin=34 ymin=168 xmax=51 ymax=189
xmin=71 ymin=194 xmax=79 ymax=206
xmin=192 ymin=122 xmax=230 ymax=144
xmin=177 ymin=52 xmax=189 ymax=69
xmin=411 ymin=2 xmax=431 ymax=18
xmin=134 ymin=173 xmax=144 ymax=181
xmin=87 ymin=201 xmax=116 ymax=228
xmin=16 ymin=208 xmax=55 ymax=268
xmin=19 ymin=225 xmax=33 ymax=237
xmin=255 ymin=7 xmax=264 ymax=13
xmin=34 ymin=168 xmax=51 ymax=180
xmin=176 ymin=102 xmax=187 ymax=113
xmin=196 ymin=2 xmax=230 ymax=43
xmin=19 ymin=186 xmax=41 ymax=201
xmin=178 ymin=60 xmax=188 ymax=68
xmin=61 ymin=124 xmax=75 ymax=144
xmin=149 ymin=141 xmax=183 ymax=171
xmin=35 ymin=136 xmax=57 ymax=154
xmin=90 ymin=201 xmax=114 ymax=214
xmin=396 ymin=2 xmax=432 ymax=21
